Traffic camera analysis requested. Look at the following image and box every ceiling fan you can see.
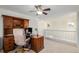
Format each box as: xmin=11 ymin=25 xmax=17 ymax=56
xmin=30 ymin=5 xmax=51 ymax=15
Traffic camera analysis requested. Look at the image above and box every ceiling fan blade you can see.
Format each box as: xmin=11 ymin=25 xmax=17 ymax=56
xmin=35 ymin=5 xmax=39 ymax=10
xmin=43 ymin=12 xmax=48 ymax=15
xmin=38 ymin=5 xmax=42 ymax=9
xmin=35 ymin=5 xmax=38 ymax=9
xmin=43 ymin=8 xmax=51 ymax=11
xmin=35 ymin=5 xmax=42 ymax=10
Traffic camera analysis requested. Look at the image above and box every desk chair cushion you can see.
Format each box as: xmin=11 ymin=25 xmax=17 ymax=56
xmin=13 ymin=28 xmax=26 ymax=46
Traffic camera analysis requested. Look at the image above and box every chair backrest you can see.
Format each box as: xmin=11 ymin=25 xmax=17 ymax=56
xmin=13 ymin=28 xmax=26 ymax=46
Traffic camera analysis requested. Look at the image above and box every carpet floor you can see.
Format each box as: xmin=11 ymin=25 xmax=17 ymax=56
xmin=0 ymin=39 xmax=79 ymax=53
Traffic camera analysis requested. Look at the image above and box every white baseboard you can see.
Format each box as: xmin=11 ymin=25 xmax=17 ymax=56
xmin=45 ymin=37 xmax=77 ymax=47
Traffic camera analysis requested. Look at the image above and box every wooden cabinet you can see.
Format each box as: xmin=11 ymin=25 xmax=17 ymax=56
xmin=13 ymin=18 xmax=24 ymax=28
xmin=3 ymin=36 xmax=15 ymax=53
xmin=3 ymin=15 xmax=29 ymax=53
xmin=3 ymin=16 xmax=13 ymax=28
xmin=31 ymin=35 xmax=44 ymax=53
xmin=24 ymin=20 xmax=29 ymax=28
xmin=3 ymin=15 xmax=14 ymax=52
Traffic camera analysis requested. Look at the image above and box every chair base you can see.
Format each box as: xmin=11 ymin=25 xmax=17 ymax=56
xmin=15 ymin=48 xmax=30 ymax=53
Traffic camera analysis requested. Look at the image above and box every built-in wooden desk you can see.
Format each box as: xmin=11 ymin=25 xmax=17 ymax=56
xmin=31 ymin=35 xmax=44 ymax=53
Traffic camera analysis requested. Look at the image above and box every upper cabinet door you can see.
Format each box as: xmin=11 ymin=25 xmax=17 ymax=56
xmin=3 ymin=16 xmax=13 ymax=28
xmin=13 ymin=18 xmax=24 ymax=28
xmin=24 ymin=20 xmax=29 ymax=28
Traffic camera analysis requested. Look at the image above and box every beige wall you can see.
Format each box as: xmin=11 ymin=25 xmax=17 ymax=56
xmin=47 ymin=12 xmax=77 ymax=31
xmin=38 ymin=12 xmax=77 ymax=44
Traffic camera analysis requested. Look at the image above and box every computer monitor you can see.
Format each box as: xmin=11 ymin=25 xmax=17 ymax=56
xmin=27 ymin=27 xmax=32 ymax=33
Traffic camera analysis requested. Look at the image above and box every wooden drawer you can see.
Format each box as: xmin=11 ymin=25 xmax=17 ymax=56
xmin=3 ymin=36 xmax=15 ymax=53
xmin=4 ymin=28 xmax=13 ymax=35
xmin=4 ymin=37 xmax=14 ymax=42
xmin=4 ymin=44 xmax=14 ymax=50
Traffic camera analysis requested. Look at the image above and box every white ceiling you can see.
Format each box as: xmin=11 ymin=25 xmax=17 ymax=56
xmin=0 ymin=5 xmax=79 ymax=19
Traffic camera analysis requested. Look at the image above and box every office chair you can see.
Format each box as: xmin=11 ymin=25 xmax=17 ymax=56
xmin=13 ymin=28 xmax=30 ymax=53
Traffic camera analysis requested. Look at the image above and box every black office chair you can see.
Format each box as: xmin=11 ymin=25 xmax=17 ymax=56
xmin=25 ymin=27 xmax=32 ymax=49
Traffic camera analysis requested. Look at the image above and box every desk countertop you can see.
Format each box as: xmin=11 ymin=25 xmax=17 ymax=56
xmin=32 ymin=35 xmax=43 ymax=38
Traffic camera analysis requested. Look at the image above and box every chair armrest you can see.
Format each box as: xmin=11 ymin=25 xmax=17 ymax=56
xmin=25 ymin=38 xmax=30 ymax=42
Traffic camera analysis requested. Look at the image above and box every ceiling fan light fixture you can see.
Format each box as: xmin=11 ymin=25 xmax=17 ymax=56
xmin=30 ymin=5 xmax=51 ymax=15
xmin=37 ymin=11 xmax=42 ymax=15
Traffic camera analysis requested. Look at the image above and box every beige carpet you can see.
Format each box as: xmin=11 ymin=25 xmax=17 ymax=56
xmin=1 ymin=39 xmax=79 ymax=53
xmin=8 ymin=39 xmax=79 ymax=53
xmin=40 ymin=39 xmax=79 ymax=53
